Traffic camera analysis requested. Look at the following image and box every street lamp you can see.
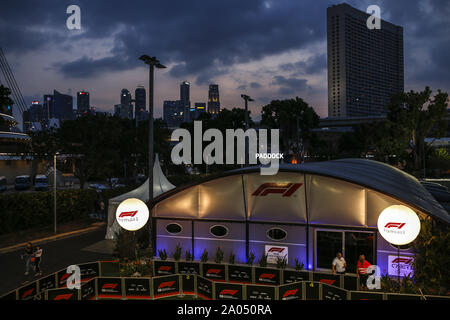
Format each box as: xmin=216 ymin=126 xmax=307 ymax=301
xmin=240 ymin=94 xmax=254 ymax=166
xmin=139 ymin=55 xmax=166 ymax=251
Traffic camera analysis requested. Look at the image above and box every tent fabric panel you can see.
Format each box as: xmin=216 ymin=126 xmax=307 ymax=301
xmin=246 ymin=172 xmax=307 ymax=223
xmin=198 ymin=175 xmax=246 ymax=220
xmin=307 ymin=174 xmax=366 ymax=226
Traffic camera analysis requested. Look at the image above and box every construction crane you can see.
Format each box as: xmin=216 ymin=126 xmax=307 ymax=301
xmin=0 ymin=47 xmax=28 ymax=116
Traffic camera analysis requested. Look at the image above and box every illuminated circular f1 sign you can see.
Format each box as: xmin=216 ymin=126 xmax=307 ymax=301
xmin=116 ymin=198 xmax=149 ymax=231
xmin=377 ymin=205 xmax=421 ymax=246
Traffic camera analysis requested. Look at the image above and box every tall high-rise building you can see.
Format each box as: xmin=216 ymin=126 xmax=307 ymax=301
xmin=77 ymin=90 xmax=90 ymax=114
xmin=135 ymin=85 xmax=146 ymax=121
xmin=53 ymin=90 xmax=74 ymax=120
xmin=120 ymin=88 xmax=133 ymax=119
xmin=180 ymin=81 xmax=191 ymax=122
xmin=327 ymin=3 xmax=404 ymax=118
xmin=208 ymin=84 xmax=220 ymax=115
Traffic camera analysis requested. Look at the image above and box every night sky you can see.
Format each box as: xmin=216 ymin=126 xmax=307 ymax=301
xmin=1 ymin=0 xmax=449 ymax=122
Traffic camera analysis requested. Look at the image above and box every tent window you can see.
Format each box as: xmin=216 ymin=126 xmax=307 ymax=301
xmin=267 ymin=227 xmax=287 ymax=241
xmin=165 ymin=223 xmax=182 ymax=235
xmin=210 ymin=225 xmax=229 ymax=238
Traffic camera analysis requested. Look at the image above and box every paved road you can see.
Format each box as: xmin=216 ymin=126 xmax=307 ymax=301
xmin=0 ymin=227 xmax=113 ymax=296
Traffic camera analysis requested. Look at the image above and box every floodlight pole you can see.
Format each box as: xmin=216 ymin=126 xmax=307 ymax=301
xmin=139 ymin=55 xmax=166 ymax=254
xmin=241 ymin=94 xmax=253 ymax=166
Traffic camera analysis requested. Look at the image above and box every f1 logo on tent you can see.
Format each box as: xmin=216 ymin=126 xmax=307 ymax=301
xmin=252 ymin=183 xmax=302 ymax=197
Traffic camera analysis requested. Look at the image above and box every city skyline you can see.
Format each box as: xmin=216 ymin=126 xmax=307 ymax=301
xmin=2 ymin=0 xmax=449 ymax=124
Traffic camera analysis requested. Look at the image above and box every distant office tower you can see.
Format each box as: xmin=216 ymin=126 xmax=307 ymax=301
xmin=77 ymin=90 xmax=90 ymax=114
xmin=327 ymin=3 xmax=404 ymax=118
xmin=43 ymin=94 xmax=53 ymax=121
xmin=22 ymin=101 xmax=44 ymax=132
xmin=180 ymin=81 xmax=191 ymax=122
xmin=208 ymin=84 xmax=220 ymax=115
xmin=120 ymin=89 xmax=133 ymax=119
xmin=135 ymin=85 xmax=146 ymax=121
xmin=53 ymin=90 xmax=74 ymax=120
xmin=163 ymin=100 xmax=185 ymax=128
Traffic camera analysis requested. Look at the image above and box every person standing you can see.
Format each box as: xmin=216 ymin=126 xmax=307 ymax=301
xmin=357 ymin=254 xmax=372 ymax=290
xmin=332 ymin=252 xmax=347 ymax=275
xmin=33 ymin=246 xmax=43 ymax=276
xmin=23 ymin=242 xmax=34 ymax=276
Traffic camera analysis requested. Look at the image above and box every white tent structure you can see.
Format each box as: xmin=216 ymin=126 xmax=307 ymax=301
xmin=105 ymin=154 xmax=175 ymax=239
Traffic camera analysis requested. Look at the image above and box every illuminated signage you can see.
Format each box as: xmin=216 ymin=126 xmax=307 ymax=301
xmin=116 ymin=198 xmax=149 ymax=231
xmin=377 ymin=205 xmax=421 ymax=245
xmin=388 ymin=255 xmax=414 ymax=277
xmin=265 ymin=245 xmax=288 ymax=264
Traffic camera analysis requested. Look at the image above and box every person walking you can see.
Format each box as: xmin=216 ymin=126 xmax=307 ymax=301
xmin=332 ymin=252 xmax=347 ymax=275
xmin=33 ymin=246 xmax=43 ymax=276
xmin=357 ymin=254 xmax=372 ymax=290
xmin=23 ymin=242 xmax=34 ymax=276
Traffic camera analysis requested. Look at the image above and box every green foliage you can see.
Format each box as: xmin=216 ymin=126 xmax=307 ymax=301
xmin=158 ymin=249 xmax=168 ymax=260
xmin=387 ymin=87 xmax=448 ymax=171
xmin=247 ymin=252 xmax=255 ymax=266
xmin=215 ymin=247 xmax=224 ymax=264
xmin=173 ymin=243 xmax=182 ymax=261
xmin=261 ymin=97 xmax=320 ymax=157
xmin=258 ymin=252 xmax=268 ymax=267
xmin=200 ymin=249 xmax=208 ymax=262
xmin=276 ymin=256 xmax=287 ymax=269
xmin=0 ymin=85 xmax=14 ymax=115
xmin=294 ymin=258 xmax=304 ymax=271
xmin=229 ymin=252 xmax=236 ymax=265
xmin=380 ymin=274 xmax=417 ymax=294
xmin=113 ymin=230 xmax=136 ymax=261
xmin=0 ymin=189 xmax=97 ymax=235
xmin=412 ymin=219 xmax=450 ymax=295
xmin=185 ymin=250 xmax=192 ymax=261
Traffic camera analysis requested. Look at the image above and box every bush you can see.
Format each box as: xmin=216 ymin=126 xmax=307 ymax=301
xmin=0 ymin=189 xmax=97 ymax=235
xmin=158 ymin=249 xmax=168 ymax=260
xmin=173 ymin=244 xmax=182 ymax=261
xmin=215 ymin=247 xmax=224 ymax=264
xmin=229 ymin=252 xmax=235 ymax=265
xmin=258 ymin=252 xmax=268 ymax=267
xmin=185 ymin=250 xmax=192 ymax=261
xmin=200 ymin=249 xmax=208 ymax=262
xmin=294 ymin=258 xmax=304 ymax=271
xmin=247 ymin=252 xmax=255 ymax=266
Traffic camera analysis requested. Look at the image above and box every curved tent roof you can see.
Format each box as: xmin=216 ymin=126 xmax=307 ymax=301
xmin=153 ymin=158 xmax=449 ymax=224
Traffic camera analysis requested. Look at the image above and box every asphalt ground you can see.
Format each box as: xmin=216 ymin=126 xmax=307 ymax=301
xmin=0 ymin=227 xmax=113 ymax=296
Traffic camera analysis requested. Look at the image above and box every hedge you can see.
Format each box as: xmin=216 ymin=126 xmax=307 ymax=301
xmin=0 ymin=189 xmax=98 ymax=235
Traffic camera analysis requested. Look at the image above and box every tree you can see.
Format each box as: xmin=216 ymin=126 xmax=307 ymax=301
xmin=412 ymin=219 xmax=450 ymax=296
xmin=261 ymin=97 xmax=319 ymax=159
xmin=387 ymin=87 xmax=448 ymax=172
xmin=0 ymin=85 xmax=13 ymax=114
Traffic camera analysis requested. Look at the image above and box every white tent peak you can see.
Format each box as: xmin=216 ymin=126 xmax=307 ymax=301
xmin=105 ymin=153 xmax=176 ymax=239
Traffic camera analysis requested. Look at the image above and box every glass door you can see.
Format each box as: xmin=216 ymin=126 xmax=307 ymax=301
xmin=344 ymin=232 xmax=375 ymax=273
xmin=316 ymin=230 xmax=343 ymax=270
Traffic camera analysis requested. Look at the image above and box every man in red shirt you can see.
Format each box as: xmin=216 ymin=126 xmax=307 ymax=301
xmin=357 ymin=255 xmax=371 ymax=290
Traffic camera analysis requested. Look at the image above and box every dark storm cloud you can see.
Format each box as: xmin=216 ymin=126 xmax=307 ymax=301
xmin=2 ymin=0 xmax=328 ymax=80
xmin=250 ymin=82 xmax=262 ymax=89
xmin=279 ymin=53 xmax=327 ymax=75
xmin=272 ymin=76 xmax=308 ymax=95
xmin=1 ymin=0 xmax=449 ymax=97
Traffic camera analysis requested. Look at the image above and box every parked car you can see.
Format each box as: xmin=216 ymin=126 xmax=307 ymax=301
xmin=34 ymin=174 xmax=49 ymax=191
xmin=15 ymin=175 xmax=31 ymax=191
xmin=0 ymin=176 xmax=6 ymax=192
